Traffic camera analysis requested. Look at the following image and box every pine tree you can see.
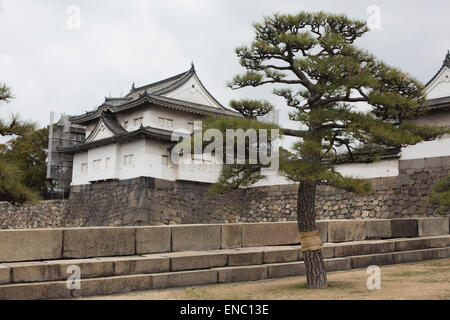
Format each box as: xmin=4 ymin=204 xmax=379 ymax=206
xmin=202 ymin=12 xmax=449 ymax=288
xmin=0 ymin=83 xmax=41 ymax=205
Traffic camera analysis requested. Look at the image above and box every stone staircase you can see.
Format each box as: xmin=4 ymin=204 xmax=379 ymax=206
xmin=0 ymin=234 xmax=449 ymax=299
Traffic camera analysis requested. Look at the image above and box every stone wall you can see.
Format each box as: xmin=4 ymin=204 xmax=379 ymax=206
xmin=247 ymin=156 xmax=450 ymax=222
xmin=0 ymin=156 xmax=449 ymax=229
xmin=0 ymin=201 xmax=65 ymax=230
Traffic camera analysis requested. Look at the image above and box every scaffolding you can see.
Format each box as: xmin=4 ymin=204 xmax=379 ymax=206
xmin=46 ymin=112 xmax=85 ymax=198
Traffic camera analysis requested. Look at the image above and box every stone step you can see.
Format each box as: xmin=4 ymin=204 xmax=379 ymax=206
xmin=0 ymin=235 xmax=448 ymax=286
xmin=0 ymin=246 xmax=448 ymax=300
xmin=2 ymin=218 xmax=448 ymax=263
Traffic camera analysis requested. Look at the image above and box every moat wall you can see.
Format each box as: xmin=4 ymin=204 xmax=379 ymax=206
xmin=1 ymin=156 xmax=449 ymax=229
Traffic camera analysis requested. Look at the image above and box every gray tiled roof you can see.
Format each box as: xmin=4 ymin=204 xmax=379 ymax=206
xmin=70 ymin=92 xmax=240 ymax=124
xmin=70 ymin=64 xmax=237 ymax=124
xmin=126 ymin=68 xmax=193 ymax=96
xmin=425 ymin=96 xmax=450 ymax=108
xmin=58 ymin=126 xmax=189 ymax=153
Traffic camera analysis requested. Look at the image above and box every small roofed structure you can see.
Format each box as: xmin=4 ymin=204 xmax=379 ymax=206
xmin=334 ymin=51 xmax=450 ymax=179
xmin=400 ymin=51 xmax=450 ymax=160
xmin=58 ymin=64 xmax=239 ymax=186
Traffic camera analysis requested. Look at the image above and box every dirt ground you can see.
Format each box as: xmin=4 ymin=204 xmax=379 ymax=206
xmin=85 ymin=258 xmax=450 ymax=300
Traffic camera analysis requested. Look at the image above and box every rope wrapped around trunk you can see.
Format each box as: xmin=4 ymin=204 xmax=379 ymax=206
xmin=299 ymin=230 xmax=323 ymax=251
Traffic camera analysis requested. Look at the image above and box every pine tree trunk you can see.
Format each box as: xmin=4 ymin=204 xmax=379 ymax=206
xmin=297 ymin=180 xmax=328 ymax=289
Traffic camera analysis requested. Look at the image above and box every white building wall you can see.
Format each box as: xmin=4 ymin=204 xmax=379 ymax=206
xmin=114 ymin=105 xmax=199 ymax=134
xmin=116 ymin=109 xmax=147 ymax=131
xmin=117 ymin=139 xmax=146 ymax=180
xmin=147 ymin=106 xmax=198 ymax=133
xmin=72 ymin=151 xmax=89 ymax=185
xmin=334 ymin=159 xmax=399 ymax=179
xmin=400 ymin=137 xmax=450 ymax=160
xmin=176 ymin=162 xmax=222 ymax=183
xmin=143 ymin=139 xmax=176 ymax=181
xmin=87 ymin=144 xmax=118 ymax=182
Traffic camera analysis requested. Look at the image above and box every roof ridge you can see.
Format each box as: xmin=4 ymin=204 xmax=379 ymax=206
xmin=444 ymin=50 xmax=450 ymax=68
xmin=126 ymin=66 xmax=194 ymax=96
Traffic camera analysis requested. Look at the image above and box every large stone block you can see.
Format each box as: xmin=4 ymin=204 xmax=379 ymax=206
xmin=392 ymin=249 xmax=426 ymax=264
xmin=267 ymin=262 xmax=306 ymax=278
xmin=171 ymin=225 xmax=221 ymax=252
xmin=443 ymin=156 xmax=450 ymax=168
xmin=364 ymin=220 xmax=392 ymax=239
xmin=418 ymin=218 xmax=449 ymax=236
xmin=324 ymin=257 xmax=352 ymax=272
xmin=392 ymin=248 xmax=445 ymax=264
xmin=0 ymin=281 xmax=73 ymax=300
xmin=241 ymin=222 xmax=299 ymax=247
xmin=110 ymin=256 xmax=170 ymax=275
xmin=424 ymin=157 xmax=444 ymax=168
xmin=369 ymin=240 xmax=396 ymax=254
xmin=428 ymin=235 xmax=450 ymax=248
xmin=63 ymin=227 xmax=136 ymax=259
xmin=221 ymin=224 xmax=242 ymax=249
xmin=327 ymin=221 xmax=366 ymax=243
xmin=0 ymin=229 xmax=62 ymax=263
xmin=136 ymin=226 xmax=171 ymax=254
xmin=227 ymin=248 xmax=263 ymax=266
xmin=321 ymin=244 xmax=335 ymax=259
xmin=0 ymin=265 xmax=11 ymax=285
xmin=434 ymin=247 xmax=449 ymax=259
xmin=215 ymin=265 xmax=267 ymax=283
xmin=390 ymin=219 xmax=418 ymax=238
xmin=151 ymin=270 xmax=217 ymax=289
xmin=166 ymin=251 xmax=227 ymax=271
xmin=334 ymin=241 xmax=372 ymax=258
xmin=316 ymin=221 xmax=328 ymax=243
xmin=395 ymin=238 xmax=429 ymax=252
xmin=79 ymin=274 xmax=152 ymax=297
xmin=351 ymin=253 xmax=394 ymax=269
xmin=8 ymin=259 xmax=115 ymax=283
xmin=263 ymin=246 xmax=300 ymax=263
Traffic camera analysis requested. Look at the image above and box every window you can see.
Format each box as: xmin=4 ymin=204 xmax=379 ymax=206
xmin=93 ymin=159 xmax=102 ymax=172
xmin=105 ymin=157 xmax=111 ymax=169
xmin=94 ymin=159 xmax=102 ymax=171
xmin=124 ymin=154 xmax=133 ymax=166
xmin=81 ymin=163 xmax=88 ymax=174
xmin=161 ymin=155 xmax=169 ymax=166
xmin=123 ymin=121 xmax=128 ymax=129
xmin=134 ymin=117 xmax=143 ymax=127
xmin=158 ymin=117 xmax=174 ymax=129
xmin=187 ymin=122 xmax=194 ymax=132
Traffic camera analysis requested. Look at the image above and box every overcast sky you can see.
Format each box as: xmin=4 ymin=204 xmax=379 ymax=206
xmin=1 ymin=0 xmax=449 ymax=128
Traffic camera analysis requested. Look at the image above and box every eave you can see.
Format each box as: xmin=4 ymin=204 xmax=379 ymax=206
xmin=69 ymin=93 xmax=240 ymax=125
xmin=57 ymin=126 xmax=190 ymax=154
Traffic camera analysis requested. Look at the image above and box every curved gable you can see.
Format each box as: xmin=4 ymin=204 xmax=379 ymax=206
xmin=163 ymin=74 xmax=223 ymax=109
xmin=425 ymin=66 xmax=450 ymax=100
xmin=85 ymin=119 xmax=115 ymax=143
